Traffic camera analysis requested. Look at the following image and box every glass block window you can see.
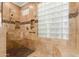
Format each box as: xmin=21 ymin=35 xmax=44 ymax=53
xmin=38 ymin=2 xmax=69 ymax=40
xmin=21 ymin=8 xmax=29 ymax=16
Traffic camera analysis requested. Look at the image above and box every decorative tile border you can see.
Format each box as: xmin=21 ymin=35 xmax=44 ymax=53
xmin=69 ymin=10 xmax=78 ymax=18
xmin=20 ymin=21 xmax=30 ymax=25
xmin=2 ymin=20 xmax=38 ymax=25
xmin=69 ymin=12 xmax=78 ymax=18
xmin=2 ymin=20 xmax=15 ymax=24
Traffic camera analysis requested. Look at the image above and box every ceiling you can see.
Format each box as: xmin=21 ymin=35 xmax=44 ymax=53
xmin=12 ymin=2 xmax=28 ymax=7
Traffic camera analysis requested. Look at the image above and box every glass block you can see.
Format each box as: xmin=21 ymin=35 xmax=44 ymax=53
xmin=38 ymin=2 xmax=69 ymax=39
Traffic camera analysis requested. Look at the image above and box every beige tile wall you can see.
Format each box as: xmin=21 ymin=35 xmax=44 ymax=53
xmin=69 ymin=2 xmax=79 ymax=52
xmin=0 ymin=25 xmax=6 ymax=56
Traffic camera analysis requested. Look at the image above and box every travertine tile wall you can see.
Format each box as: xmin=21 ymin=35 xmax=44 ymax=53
xmin=0 ymin=13 xmax=6 ymax=56
xmin=0 ymin=26 xmax=6 ymax=56
xmin=1 ymin=2 xmax=21 ymax=56
xmin=3 ymin=2 xmax=21 ymax=34
xmin=75 ymin=3 xmax=79 ymax=52
xmin=3 ymin=2 xmax=38 ymax=40
xmin=20 ymin=3 xmax=38 ymax=40
xmin=3 ymin=2 xmax=21 ymax=21
xmin=69 ymin=2 xmax=79 ymax=52
xmin=2 ymin=2 xmax=38 ymax=51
